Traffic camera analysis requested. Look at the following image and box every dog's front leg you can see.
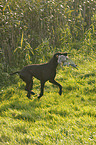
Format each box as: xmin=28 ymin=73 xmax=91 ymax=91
xmin=49 ymin=79 xmax=62 ymax=95
xmin=38 ymin=81 xmax=45 ymax=99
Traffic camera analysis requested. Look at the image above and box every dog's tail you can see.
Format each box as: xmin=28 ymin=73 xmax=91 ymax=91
xmin=10 ymin=71 xmax=20 ymax=75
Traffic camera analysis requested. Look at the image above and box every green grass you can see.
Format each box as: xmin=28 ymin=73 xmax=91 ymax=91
xmin=0 ymin=52 xmax=96 ymax=145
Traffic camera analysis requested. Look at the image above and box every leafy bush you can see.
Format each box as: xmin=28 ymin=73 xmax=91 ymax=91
xmin=0 ymin=0 xmax=95 ymax=68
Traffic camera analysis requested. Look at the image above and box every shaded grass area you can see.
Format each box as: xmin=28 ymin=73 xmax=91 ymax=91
xmin=0 ymin=53 xmax=96 ymax=144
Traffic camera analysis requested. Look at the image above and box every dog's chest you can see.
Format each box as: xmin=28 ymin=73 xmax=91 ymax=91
xmin=41 ymin=66 xmax=56 ymax=81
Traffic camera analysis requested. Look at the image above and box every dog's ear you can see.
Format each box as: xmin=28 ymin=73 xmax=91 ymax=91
xmin=63 ymin=53 xmax=68 ymax=56
xmin=62 ymin=52 xmax=70 ymax=56
xmin=56 ymin=55 xmax=58 ymax=58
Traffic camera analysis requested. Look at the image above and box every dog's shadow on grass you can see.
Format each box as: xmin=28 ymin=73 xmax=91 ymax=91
xmin=11 ymin=97 xmax=43 ymax=122
xmin=0 ymin=90 xmax=43 ymax=122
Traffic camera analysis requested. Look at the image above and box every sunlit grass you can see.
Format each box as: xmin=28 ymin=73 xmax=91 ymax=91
xmin=0 ymin=52 xmax=96 ymax=144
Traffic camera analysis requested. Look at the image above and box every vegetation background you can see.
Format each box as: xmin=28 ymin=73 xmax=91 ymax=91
xmin=0 ymin=0 xmax=96 ymax=144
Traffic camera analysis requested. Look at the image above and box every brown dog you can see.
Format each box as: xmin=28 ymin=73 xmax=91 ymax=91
xmin=10 ymin=52 xmax=68 ymax=99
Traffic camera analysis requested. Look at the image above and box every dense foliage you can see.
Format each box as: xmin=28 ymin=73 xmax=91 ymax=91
xmin=0 ymin=0 xmax=96 ymax=68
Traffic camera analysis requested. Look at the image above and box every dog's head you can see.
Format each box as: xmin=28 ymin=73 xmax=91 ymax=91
xmin=54 ymin=52 xmax=78 ymax=69
xmin=54 ymin=52 xmax=69 ymax=64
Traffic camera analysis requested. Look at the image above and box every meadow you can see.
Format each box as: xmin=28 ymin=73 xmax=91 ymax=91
xmin=0 ymin=51 xmax=96 ymax=145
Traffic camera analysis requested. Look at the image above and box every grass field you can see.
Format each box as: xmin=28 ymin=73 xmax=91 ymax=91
xmin=0 ymin=51 xmax=96 ymax=145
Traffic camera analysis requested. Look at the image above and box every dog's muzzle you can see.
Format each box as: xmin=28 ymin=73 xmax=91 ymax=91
xmin=57 ymin=55 xmax=68 ymax=64
xmin=58 ymin=55 xmax=78 ymax=69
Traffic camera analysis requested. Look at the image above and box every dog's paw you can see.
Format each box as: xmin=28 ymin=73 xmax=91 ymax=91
xmin=31 ymin=91 xmax=35 ymax=95
xmin=38 ymin=95 xmax=43 ymax=99
xmin=38 ymin=96 xmax=41 ymax=99
xmin=27 ymin=93 xmax=31 ymax=99
xmin=59 ymin=90 xmax=62 ymax=95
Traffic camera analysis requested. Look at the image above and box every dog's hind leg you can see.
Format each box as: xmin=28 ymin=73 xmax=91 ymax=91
xmin=49 ymin=79 xmax=62 ymax=95
xmin=25 ymin=78 xmax=35 ymax=95
xmin=25 ymin=82 xmax=33 ymax=99
xmin=20 ymin=74 xmax=35 ymax=99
